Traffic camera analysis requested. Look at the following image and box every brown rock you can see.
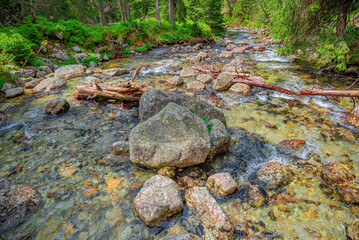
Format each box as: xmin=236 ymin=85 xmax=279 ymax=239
xmin=248 ymin=76 xmax=266 ymax=84
xmin=186 ymin=81 xmax=206 ymax=91
xmin=226 ymin=44 xmax=236 ymax=51
xmin=206 ymin=172 xmax=237 ymax=196
xmin=133 ymin=175 xmax=183 ymax=226
xmin=279 ymin=139 xmax=306 ymax=151
xmin=81 ymin=187 xmax=100 ymax=200
xmin=337 ymin=181 xmax=359 ymax=204
xmin=219 ymin=51 xmax=233 ymax=58
xmin=348 ymin=106 xmax=359 ymax=127
xmin=167 ymin=76 xmax=184 ymax=86
xmin=213 ymin=72 xmax=235 ymax=92
xmin=45 ymin=98 xmax=70 ymax=115
xmin=241 ymin=185 xmax=267 ymax=208
xmin=347 ymin=219 xmax=359 ymax=240
xmin=197 ymin=74 xmax=213 ymax=83
xmin=229 ymin=83 xmax=252 ymax=94
xmin=322 ymin=162 xmax=355 ymax=187
xmin=255 ymin=162 xmax=293 ymax=190
xmin=160 ymin=234 xmax=202 ymax=240
xmin=179 ymin=67 xmax=199 ymax=78
xmin=185 ymin=187 xmax=234 ymax=240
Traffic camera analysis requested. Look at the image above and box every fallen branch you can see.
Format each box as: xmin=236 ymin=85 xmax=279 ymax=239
xmin=75 ymin=82 xmax=147 ymax=102
xmin=234 ymin=79 xmax=359 ymax=98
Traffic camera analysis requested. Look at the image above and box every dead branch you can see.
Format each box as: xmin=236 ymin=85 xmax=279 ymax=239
xmin=233 ymin=79 xmax=300 ymax=95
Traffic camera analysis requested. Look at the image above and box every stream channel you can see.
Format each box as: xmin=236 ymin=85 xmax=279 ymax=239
xmin=0 ymin=30 xmax=358 ymax=239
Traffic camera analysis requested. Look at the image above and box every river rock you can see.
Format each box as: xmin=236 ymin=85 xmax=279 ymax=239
xmin=279 ymin=139 xmax=306 ymax=151
xmin=139 ymin=88 xmax=226 ymax=125
xmin=25 ymin=81 xmax=37 ymax=89
xmin=185 ymin=187 xmax=234 ymax=240
xmin=179 ymin=67 xmax=199 ymax=78
xmin=133 ymin=175 xmax=183 ymax=226
xmin=39 ymin=66 xmax=53 ymax=75
xmin=130 ymin=102 xmax=211 ymax=168
xmin=197 ymin=51 xmax=209 ymax=58
xmin=104 ymin=68 xmax=129 ymax=77
xmin=111 ymin=141 xmax=130 ymax=155
xmin=240 ymin=185 xmax=267 ymax=208
xmin=0 ymin=178 xmax=41 ymax=235
xmin=349 ymin=106 xmax=359 ymax=127
xmin=347 ymin=219 xmax=359 ymax=240
xmin=232 ymin=45 xmax=252 ymax=53
xmin=5 ymin=88 xmax=24 ymax=98
xmin=16 ymin=78 xmax=26 ymax=87
xmin=322 ymin=162 xmax=355 ymax=186
xmin=197 ymin=74 xmax=213 ymax=83
xmin=160 ymin=234 xmax=201 ymax=240
xmin=336 ymin=181 xmax=359 ymax=204
xmin=226 ymin=44 xmax=236 ymax=51
xmin=103 ymin=55 xmax=109 ymax=61
xmin=34 ymin=77 xmax=66 ymax=92
xmin=254 ymin=162 xmax=293 ymax=190
xmin=1 ymin=83 xmax=14 ymax=92
xmin=88 ymin=61 xmax=97 ymax=69
xmin=41 ymin=58 xmax=55 ymax=71
xmin=73 ymin=46 xmax=81 ymax=52
xmin=222 ymin=59 xmax=244 ymax=72
xmin=45 ymin=98 xmax=70 ymax=115
xmin=167 ymin=76 xmax=184 ymax=86
xmin=213 ymin=72 xmax=235 ymax=92
xmin=55 ymin=64 xmax=84 ymax=80
xmin=83 ymin=76 xmax=101 ymax=84
xmin=229 ymin=83 xmax=252 ymax=94
xmin=209 ymin=119 xmax=231 ymax=156
xmin=76 ymin=53 xmax=87 ymax=60
xmin=186 ymin=81 xmax=206 ymax=91
xmin=36 ymin=71 xmax=47 ymax=78
xmin=219 ymin=51 xmax=233 ymax=58
xmin=206 ymin=172 xmax=237 ymax=196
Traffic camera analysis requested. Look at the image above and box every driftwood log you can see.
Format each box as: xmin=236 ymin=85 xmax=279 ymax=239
xmin=233 ymin=79 xmax=359 ymax=98
xmin=75 ymin=82 xmax=147 ymax=102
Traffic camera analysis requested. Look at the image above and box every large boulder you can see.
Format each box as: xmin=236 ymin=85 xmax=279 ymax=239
xmin=212 ymin=72 xmax=235 ymax=92
xmin=139 ymin=88 xmax=226 ymax=125
xmin=179 ymin=67 xmax=199 ymax=78
xmin=0 ymin=178 xmax=41 ymax=235
xmin=130 ymin=102 xmax=211 ymax=169
xmin=45 ymin=98 xmax=70 ymax=115
xmin=185 ymin=187 xmax=234 ymax=240
xmin=133 ymin=175 xmax=183 ymax=226
xmin=54 ymin=64 xmax=84 ymax=80
xmin=209 ymin=119 xmax=231 ymax=156
xmin=34 ymin=77 xmax=66 ymax=92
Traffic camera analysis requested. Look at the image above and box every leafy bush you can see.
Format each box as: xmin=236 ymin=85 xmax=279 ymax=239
xmin=0 ymin=31 xmax=34 ymax=65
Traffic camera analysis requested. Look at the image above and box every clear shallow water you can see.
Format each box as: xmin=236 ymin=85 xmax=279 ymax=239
xmin=0 ymin=30 xmax=358 ymax=239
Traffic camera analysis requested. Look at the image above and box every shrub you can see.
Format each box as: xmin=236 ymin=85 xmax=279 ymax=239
xmin=0 ymin=31 xmax=34 ymax=65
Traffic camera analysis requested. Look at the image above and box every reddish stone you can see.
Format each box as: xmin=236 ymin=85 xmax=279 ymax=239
xmin=279 ymin=139 xmax=306 ymax=151
xmin=322 ymin=162 xmax=356 ymax=187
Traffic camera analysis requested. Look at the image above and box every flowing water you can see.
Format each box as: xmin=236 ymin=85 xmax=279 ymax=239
xmin=0 ymin=30 xmax=358 ymax=239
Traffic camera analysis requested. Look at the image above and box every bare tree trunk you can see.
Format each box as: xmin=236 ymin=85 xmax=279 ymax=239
xmin=125 ymin=1 xmax=130 ymax=21
xmin=120 ymin=0 xmax=126 ymax=22
xmin=156 ymin=0 xmax=161 ymax=26
xmin=336 ymin=0 xmax=349 ymax=36
xmin=168 ymin=0 xmax=175 ymax=24
xmin=98 ymin=0 xmax=107 ymax=26
xmin=226 ymin=0 xmax=233 ymax=17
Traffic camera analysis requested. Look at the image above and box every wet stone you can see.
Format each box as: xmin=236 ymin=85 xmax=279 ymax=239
xmin=254 ymin=162 xmax=293 ymax=190
xmin=206 ymin=172 xmax=237 ymax=196
xmin=225 ymin=44 xmax=236 ymax=51
xmin=185 ymin=187 xmax=234 ymax=240
xmin=34 ymin=77 xmax=66 ymax=92
xmin=336 ymin=181 xmax=359 ymax=204
xmin=321 ymin=162 xmax=355 ymax=187
xmin=219 ymin=51 xmax=233 ymax=58
xmin=348 ymin=106 xmax=359 ymax=127
xmin=248 ymin=76 xmax=266 ymax=84
xmin=186 ymin=81 xmax=206 ymax=91
xmin=179 ymin=67 xmax=199 ymax=78
xmin=130 ymin=102 xmax=211 ymax=168
xmin=5 ymin=87 xmax=24 ymax=98
xmin=213 ymin=72 xmax=235 ymax=92
xmin=167 ymin=76 xmax=184 ymax=86
xmin=240 ymin=185 xmax=268 ymax=208
xmin=229 ymin=83 xmax=252 ymax=94
xmin=0 ymin=103 xmax=19 ymax=113
xmin=133 ymin=175 xmax=183 ymax=226
xmin=197 ymin=74 xmax=213 ymax=83
xmin=347 ymin=219 xmax=359 ymax=240
xmin=111 ymin=141 xmax=130 ymax=155
xmin=55 ymin=64 xmax=84 ymax=80
xmin=279 ymin=139 xmax=306 ymax=152
xmin=45 ymin=98 xmax=70 ymax=115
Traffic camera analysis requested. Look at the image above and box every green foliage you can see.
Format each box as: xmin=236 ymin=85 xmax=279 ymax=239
xmin=315 ymin=40 xmax=349 ymax=71
xmin=122 ymin=48 xmax=131 ymax=55
xmin=61 ymin=54 xmax=99 ymax=66
xmin=0 ymin=31 xmax=34 ymax=65
xmin=201 ymin=116 xmax=212 ymax=132
xmin=0 ymin=66 xmax=16 ymax=86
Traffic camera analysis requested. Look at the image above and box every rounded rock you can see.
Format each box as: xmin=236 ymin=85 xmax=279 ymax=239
xmin=45 ymin=98 xmax=70 ymax=115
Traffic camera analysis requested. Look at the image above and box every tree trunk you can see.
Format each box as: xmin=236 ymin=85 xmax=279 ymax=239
xmin=336 ymin=0 xmax=349 ymax=36
xmin=168 ymin=0 xmax=175 ymax=24
xmin=156 ymin=0 xmax=161 ymax=26
xmin=98 ymin=0 xmax=107 ymax=26
xmin=125 ymin=1 xmax=130 ymax=21
xmin=226 ymin=0 xmax=233 ymax=17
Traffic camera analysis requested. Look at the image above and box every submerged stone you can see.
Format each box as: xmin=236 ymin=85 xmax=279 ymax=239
xmin=279 ymin=139 xmax=306 ymax=152
xmin=185 ymin=187 xmax=234 ymax=240
xmin=240 ymin=184 xmax=268 ymax=208
xmin=130 ymin=102 xmax=211 ymax=168
xmin=254 ymin=162 xmax=293 ymax=190
xmin=349 ymin=106 xmax=359 ymax=127
xmin=133 ymin=175 xmax=183 ymax=226
xmin=45 ymin=98 xmax=70 ymax=115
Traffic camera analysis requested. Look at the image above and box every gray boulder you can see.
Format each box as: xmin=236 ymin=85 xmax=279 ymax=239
xmin=88 ymin=61 xmax=97 ymax=69
xmin=133 ymin=175 xmax=183 ymax=226
xmin=34 ymin=77 xmax=66 ymax=92
xmin=76 ymin=53 xmax=88 ymax=60
xmin=41 ymin=58 xmax=55 ymax=71
xmin=5 ymin=88 xmax=24 ymax=98
xmin=36 ymin=71 xmax=47 ymax=78
xmin=209 ymin=119 xmax=231 ymax=156
xmin=212 ymin=72 xmax=235 ymax=92
xmin=139 ymin=88 xmax=226 ymax=125
xmin=54 ymin=64 xmax=84 ymax=80
xmin=25 ymin=81 xmax=37 ymax=89
xmin=130 ymin=102 xmax=211 ymax=168
xmin=73 ymin=46 xmax=81 ymax=52
xmin=39 ymin=66 xmax=53 ymax=75
xmin=45 ymin=98 xmax=70 ymax=115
